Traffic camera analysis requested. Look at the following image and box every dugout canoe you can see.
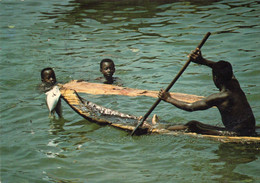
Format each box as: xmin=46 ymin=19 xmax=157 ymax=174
xmin=61 ymin=80 xmax=204 ymax=103
xmin=60 ymin=88 xmax=260 ymax=144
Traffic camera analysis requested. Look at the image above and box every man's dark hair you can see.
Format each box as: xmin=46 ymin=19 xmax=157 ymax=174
xmin=100 ymin=59 xmax=114 ymax=69
xmin=212 ymin=60 xmax=233 ymax=82
xmin=41 ymin=67 xmax=54 ymax=79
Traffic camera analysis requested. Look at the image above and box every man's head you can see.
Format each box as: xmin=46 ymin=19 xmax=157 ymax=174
xmin=100 ymin=59 xmax=115 ymax=79
xmin=212 ymin=61 xmax=233 ymax=88
xmin=41 ymin=67 xmax=57 ymax=86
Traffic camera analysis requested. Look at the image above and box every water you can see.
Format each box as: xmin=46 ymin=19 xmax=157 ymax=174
xmin=1 ymin=0 xmax=260 ymax=182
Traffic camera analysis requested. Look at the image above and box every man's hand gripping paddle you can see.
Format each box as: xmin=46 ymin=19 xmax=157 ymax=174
xmin=131 ymin=32 xmax=211 ymax=136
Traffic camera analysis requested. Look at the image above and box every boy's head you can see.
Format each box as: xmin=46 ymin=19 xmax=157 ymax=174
xmin=212 ymin=61 xmax=233 ymax=87
xmin=41 ymin=67 xmax=57 ymax=86
xmin=100 ymin=59 xmax=115 ymax=79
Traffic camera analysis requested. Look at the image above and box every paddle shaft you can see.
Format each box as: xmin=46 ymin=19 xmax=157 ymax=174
xmin=131 ymin=32 xmax=211 ymax=136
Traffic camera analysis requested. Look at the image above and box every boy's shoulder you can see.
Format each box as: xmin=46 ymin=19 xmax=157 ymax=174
xmin=94 ymin=76 xmax=123 ymax=86
xmin=95 ymin=77 xmax=106 ymax=83
xmin=112 ymin=77 xmax=123 ymax=86
xmin=38 ymin=83 xmax=55 ymax=93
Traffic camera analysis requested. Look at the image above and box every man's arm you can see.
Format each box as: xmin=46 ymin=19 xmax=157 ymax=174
xmin=158 ymin=89 xmax=228 ymax=112
xmin=189 ymin=48 xmax=215 ymax=68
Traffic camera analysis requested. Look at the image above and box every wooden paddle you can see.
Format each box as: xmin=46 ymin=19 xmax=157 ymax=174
xmin=131 ymin=32 xmax=211 ymax=136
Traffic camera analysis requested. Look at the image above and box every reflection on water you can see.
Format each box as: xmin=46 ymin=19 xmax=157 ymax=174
xmin=211 ymin=143 xmax=260 ymax=182
xmin=44 ymin=0 xmax=225 ymax=27
xmin=49 ymin=118 xmax=66 ymax=135
xmin=1 ymin=0 xmax=259 ymax=182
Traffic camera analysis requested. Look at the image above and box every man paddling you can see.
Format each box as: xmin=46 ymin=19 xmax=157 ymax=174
xmin=158 ymin=49 xmax=256 ymax=136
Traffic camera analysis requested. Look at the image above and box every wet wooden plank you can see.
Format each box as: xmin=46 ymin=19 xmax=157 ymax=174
xmin=61 ymin=80 xmax=204 ymax=103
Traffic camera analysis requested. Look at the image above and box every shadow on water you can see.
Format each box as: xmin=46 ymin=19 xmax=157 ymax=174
xmin=40 ymin=0 xmax=224 ymax=28
xmin=211 ymin=143 xmax=260 ymax=182
xmin=49 ymin=117 xmax=102 ymax=135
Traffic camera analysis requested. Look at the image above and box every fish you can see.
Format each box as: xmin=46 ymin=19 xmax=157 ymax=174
xmin=45 ymin=86 xmax=61 ymax=116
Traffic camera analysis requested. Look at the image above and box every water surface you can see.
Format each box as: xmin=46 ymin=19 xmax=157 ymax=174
xmin=1 ymin=0 xmax=260 ymax=182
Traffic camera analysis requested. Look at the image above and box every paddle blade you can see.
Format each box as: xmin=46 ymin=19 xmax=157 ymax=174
xmin=131 ymin=119 xmax=144 ymax=136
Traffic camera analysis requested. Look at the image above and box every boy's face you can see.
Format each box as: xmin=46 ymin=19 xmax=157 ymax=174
xmin=100 ymin=62 xmax=115 ymax=78
xmin=42 ymin=70 xmax=57 ymax=85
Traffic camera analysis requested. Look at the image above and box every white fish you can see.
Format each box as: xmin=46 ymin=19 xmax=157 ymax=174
xmin=45 ymin=86 xmax=61 ymax=114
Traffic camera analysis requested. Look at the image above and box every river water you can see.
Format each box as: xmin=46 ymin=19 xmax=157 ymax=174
xmin=1 ymin=0 xmax=260 ymax=182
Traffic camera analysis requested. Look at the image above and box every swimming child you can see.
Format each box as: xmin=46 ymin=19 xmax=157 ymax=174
xmin=40 ymin=67 xmax=57 ymax=92
xmin=40 ymin=67 xmax=62 ymax=118
xmin=158 ymin=49 xmax=256 ymax=136
xmin=96 ymin=59 xmax=122 ymax=85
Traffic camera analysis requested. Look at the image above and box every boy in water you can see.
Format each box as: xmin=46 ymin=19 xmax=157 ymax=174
xmin=158 ymin=49 xmax=256 ymax=136
xmin=96 ymin=59 xmax=122 ymax=85
xmin=40 ymin=67 xmax=62 ymax=118
xmin=40 ymin=67 xmax=57 ymax=92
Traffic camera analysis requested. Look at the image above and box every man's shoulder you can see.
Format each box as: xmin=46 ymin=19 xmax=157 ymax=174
xmin=207 ymin=91 xmax=230 ymax=99
xmin=204 ymin=91 xmax=231 ymax=106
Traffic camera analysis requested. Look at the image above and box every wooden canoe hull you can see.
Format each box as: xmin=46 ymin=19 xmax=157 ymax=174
xmin=61 ymin=80 xmax=204 ymax=103
xmin=60 ymin=88 xmax=260 ymax=144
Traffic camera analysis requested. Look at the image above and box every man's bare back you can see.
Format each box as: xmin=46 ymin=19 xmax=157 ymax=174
xmin=214 ymin=77 xmax=255 ymax=135
xmin=207 ymin=77 xmax=255 ymax=135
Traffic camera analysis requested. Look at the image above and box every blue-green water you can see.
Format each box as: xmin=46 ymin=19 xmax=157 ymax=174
xmin=1 ymin=0 xmax=260 ymax=182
